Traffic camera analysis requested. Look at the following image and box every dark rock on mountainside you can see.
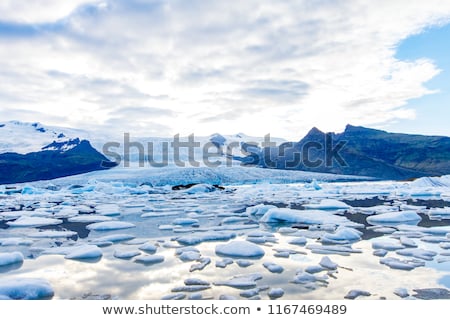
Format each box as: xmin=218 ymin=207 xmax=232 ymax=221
xmin=240 ymin=125 xmax=450 ymax=180
xmin=0 ymin=139 xmax=117 ymax=184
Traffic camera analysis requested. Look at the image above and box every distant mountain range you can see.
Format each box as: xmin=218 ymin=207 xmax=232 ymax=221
xmin=0 ymin=121 xmax=115 ymax=184
xmin=239 ymin=125 xmax=450 ymax=180
xmin=1 ymin=121 xmax=449 ymax=184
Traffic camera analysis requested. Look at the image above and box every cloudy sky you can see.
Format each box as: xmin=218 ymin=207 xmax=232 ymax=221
xmin=1 ymin=0 xmax=450 ymax=139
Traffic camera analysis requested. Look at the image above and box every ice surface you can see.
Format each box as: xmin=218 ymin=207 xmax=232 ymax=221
xmin=214 ymin=273 xmax=262 ymax=289
xmin=366 ymin=211 xmax=421 ymax=225
xmin=138 ymin=243 xmax=157 ymax=254
xmin=113 ymin=250 xmax=141 ymax=259
xmin=267 ymin=288 xmax=284 ymax=299
xmin=380 ymin=257 xmax=425 ymax=270
xmin=288 ymin=237 xmax=307 ymax=246
xmin=176 ymin=231 xmax=236 ymax=245
xmin=65 ymin=245 xmax=103 ymax=260
xmin=91 ymin=234 xmax=135 ymax=243
xmin=321 ymin=227 xmax=362 ymax=244
xmin=190 ymin=257 xmax=211 ymax=272
xmin=216 ymin=258 xmax=233 ymax=268
xmin=344 ymin=290 xmax=371 ymax=299
xmin=395 ymin=248 xmax=437 ymax=261
xmin=399 ymin=236 xmax=418 ymax=247
xmin=263 ymin=262 xmax=284 ymax=273
xmin=171 ymin=285 xmax=210 ymax=292
xmin=236 ymin=260 xmax=253 ymax=268
xmin=260 ymin=208 xmax=352 ymax=226
xmin=134 ymin=255 xmax=165 ymax=265
xmin=291 ymin=272 xmax=327 ymax=284
xmin=319 ymin=256 xmax=338 ymax=270
xmin=394 ymin=288 xmax=409 ymax=298
xmin=306 ymin=244 xmax=362 ymax=255
xmin=179 ymin=251 xmax=201 ymax=262
xmin=172 ymin=218 xmax=199 ymax=226
xmin=303 ymin=199 xmax=350 ymax=210
xmin=372 ymin=239 xmax=405 ymax=251
xmin=28 ymin=230 xmax=77 ymax=238
xmin=305 ymin=265 xmax=326 ymax=274
xmin=184 ymin=278 xmax=210 ymax=286
xmin=68 ymin=215 xmax=113 ymax=223
xmin=0 ymin=278 xmax=54 ymax=300
xmin=0 ymin=252 xmax=24 ymax=266
xmin=7 ymin=217 xmax=62 ymax=227
xmin=86 ymin=221 xmax=136 ymax=231
xmin=215 ymin=241 xmax=265 ymax=258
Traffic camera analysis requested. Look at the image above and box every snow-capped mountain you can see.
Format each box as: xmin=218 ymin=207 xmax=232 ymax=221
xmin=0 ymin=121 xmax=90 ymax=154
xmin=0 ymin=121 xmax=116 ymax=184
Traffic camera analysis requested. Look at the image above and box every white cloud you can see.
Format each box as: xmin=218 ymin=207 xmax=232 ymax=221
xmin=0 ymin=0 xmax=449 ymax=139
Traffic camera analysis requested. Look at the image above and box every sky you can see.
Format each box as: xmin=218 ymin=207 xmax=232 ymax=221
xmin=0 ymin=0 xmax=450 ymax=140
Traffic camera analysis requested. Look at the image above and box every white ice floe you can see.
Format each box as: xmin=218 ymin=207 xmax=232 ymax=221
xmin=216 ymin=258 xmax=233 ymax=268
xmin=0 ymin=278 xmax=54 ymax=300
xmin=0 ymin=252 xmax=24 ymax=266
xmin=86 ymin=221 xmax=136 ymax=231
xmin=113 ymin=250 xmax=141 ymax=259
xmin=95 ymin=204 xmax=121 ymax=216
xmin=319 ymin=256 xmax=338 ymax=270
xmin=0 ymin=238 xmax=33 ymax=246
xmin=190 ymin=257 xmax=211 ymax=272
xmin=179 ymin=251 xmax=201 ymax=262
xmin=246 ymin=204 xmax=277 ymax=217
xmin=28 ymin=230 xmax=77 ymax=238
xmin=291 ymin=272 xmax=327 ymax=284
xmin=161 ymin=293 xmax=186 ymax=300
xmin=184 ymin=278 xmax=210 ymax=286
xmin=240 ymin=288 xmax=260 ymax=298
xmin=288 ymin=236 xmax=307 ymax=246
xmin=172 ymin=218 xmax=199 ymax=226
xmin=176 ymin=231 xmax=236 ymax=245
xmin=395 ymin=248 xmax=437 ymax=261
xmin=172 ymin=285 xmax=211 ymax=292
xmin=394 ymin=288 xmax=409 ymax=298
xmin=7 ymin=217 xmax=62 ymax=228
xmin=91 ymin=234 xmax=135 ymax=243
xmin=399 ymin=236 xmax=418 ymax=247
xmin=372 ymin=239 xmax=404 ymax=251
xmin=215 ymin=241 xmax=265 ymax=258
xmin=65 ymin=245 xmax=103 ymax=260
xmin=321 ymin=227 xmax=362 ymax=244
xmin=306 ymin=244 xmax=362 ymax=255
xmin=134 ymin=255 xmax=165 ymax=265
xmin=366 ymin=211 xmax=421 ymax=225
xmin=428 ymin=208 xmax=450 ymax=220
xmin=263 ymin=262 xmax=284 ymax=273
xmin=373 ymin=249 xmax=388 ymax=257
xmin=236 ymin=260 xmax=253 ymax=268
xmin=268 ymin=288 xmax=284 ymax=299
xmin=214 ymin=273 xmax=262 ymax=289
xmin=260 ymin=208 xmax=353 ymax=226
xmin=303 ymin=199 xmax=350 ymax=210
xmin=305 ymin=265 xmax=326 ymax=274
xmin=344 ymin=290 xmax=371 ymax=299
xmin=68 ymin=215 xmax=113 ymax=223
xmin=138 ymin=243 xmax=157 ymax=254
xmin=379 ymin=257 xmax=425 ymax=270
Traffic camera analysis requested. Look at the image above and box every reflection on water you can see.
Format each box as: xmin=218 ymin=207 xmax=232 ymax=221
xmin=1 ymin=181 xmax=450 ymax=300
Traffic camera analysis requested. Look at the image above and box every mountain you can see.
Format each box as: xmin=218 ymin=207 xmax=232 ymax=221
xmin=0 ymin=121 xmax=116 ymax=184
xmin=240 ymin=125 xmax=450 ymax=180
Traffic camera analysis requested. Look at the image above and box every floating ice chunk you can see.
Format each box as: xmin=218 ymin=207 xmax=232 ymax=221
xmin=86 ymin=221 xmax=136 ymax=231
xmin=138 ymin=243 xmax=157 ymax=254
xmin=114 ymin=250 xmax=141 ymax=259
xmin=303 ymin=199 xmax=350 ymax=210
xmin=246 ymin=204 xmax=277 ymax=216
xmin=0 ymin=278 xmax=54 ymax=300
xmin=412 ymin=288 xmax=450 ymax=299
xmin=175 ymin=246 xmax=200 ymax=255
xmin=28 ymin=230 xmax=77 ymax=238
xmin=261 ymin=208 xmax=351 ymax=226
xmin=319 ymin=256 xmax=338 ymax=270
xmin=394 ymin=288 xmax=409 ymax=298
xmin=162 ymin=293 xmax=186 ymax=300
xmin=420 ymin=236 xmax=450 ymax=243
xmin=358 ymin=205 xmax=399 ymax=215
xmin=263 ymin=262 xmax=284 ymax=273
xmin=0 ymin=238 xmax=33 ymax=246
xmin=0 ymin=252 xmax=24 ymax=266
xmin=158 ymin=225 xmax=174 ymax=230
xmin=65 ymin=245 xmax=103 ymax=260
xmin=172 ymin=218 xmax=199 ymax=226
xmin=372 ymin=227 xmax=397 ymax=234
xmin=134 ymin=255 xmax=165 ymax=265
xmin=321 ymin=227 xmax=362 ymax=244
xmin=68 ymin=215 xmax=113 ymax=223
xmin=399 ymin=236 xmax=417 ymax=247
xmin=440 ymin=243 xmax=450 ymax=250
xmin=7 ymin=217 xmax=62 ymax=228
xmin=172 ymin=285 xmax=210 ymax=292
xmin=367 ymin=211 xmax=421 ymax=225
xmin=380 ymin=257 xmax=425 ymax=270
xmin=221 ymin=217 xmax=248 ymax=224
xmin=95 ymin=204 xmax=121 ymax=216
xmin=190 ymin=257 xmax=211 ymax=272
xmin=288 ymin=237 xmax=307 ymax=246
xmin=344 ymin=290 xmax=371 ymax=300
xmin=268 ymin=288 xmax=284 ymax=299
xmin=247 ymin=231 xmax=275 ymax=238
xmin=216 ymin=258 xmax=233 ymax=268
xmin=176 ymin=231 xmax=236 ymax=246
xmin=92 ymin=234 xmax=135 ymax=243
xmin=215 ymin=241 xmax=265 ymax=258
xmin=240 ymin=288 xmax=263 ymax=298
xmin=437 ymin=257 xmax=450 ymax=263
xmin=219 ymin=295 xmax=237 ymax=300
xmin=214 ymin=273 xmax=262 ymax=289
xmin=184 ymin=278 xmax=210 ymax=286
xmin=395 ymin=248 xmax=437 ymax=261
xmin=291 ymin=272 xmax=327 ymax=284
xmin=306 ymin=244 xmax=362 ymax=255
xmin=305 ymin=265 xmax=326 ymax=274
xmin=428 ymin=208 xmax=450 ymax=220
xmin=179 ymin=251 xmax=201 ymax=262
xmin=372 ymin=239 xmax=404 ymax=251
xmin=236 ymin=260 xmax=253 ymax=268
xmin=373 ymin=249 xmax=388 ymax=257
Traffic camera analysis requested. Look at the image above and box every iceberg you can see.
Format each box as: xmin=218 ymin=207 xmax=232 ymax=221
xmin=367 ymin=211 xmax=421 ymax=225
xmin=0 ymin=252 xmax=24 ymax=267
xmin=215 ymin=241 xmax=265 ymax=258
xmin=0 ymin=278 xmax=54 ymax=300
xmin=65 ymin=245 xmax=103 ymax=260
xmin=86 ymin=221 xmax=136 ymax=231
